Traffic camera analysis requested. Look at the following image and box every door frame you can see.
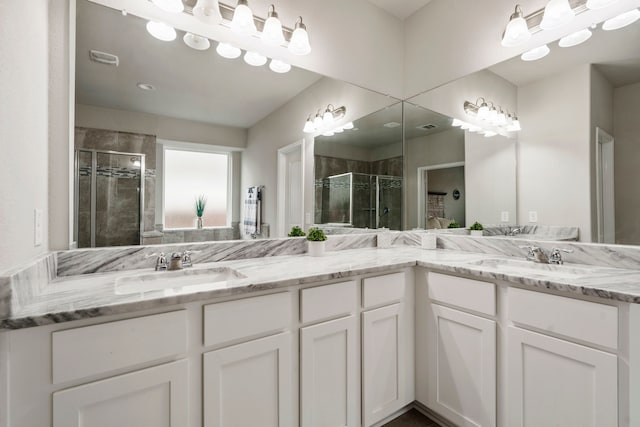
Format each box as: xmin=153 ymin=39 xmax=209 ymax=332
xmin=595 ymin=127 xmax=615 ymax=243
xmin=417 ymin=162 xmax=465 ymax=229
xmin=277 ymin=140 xmax=305 ymax=237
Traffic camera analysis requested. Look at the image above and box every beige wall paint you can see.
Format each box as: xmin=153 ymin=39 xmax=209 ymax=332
xmin=517 ymin=64 xmax=592 ymax=241
xmin=613 ymin=81 xmax=640 ymax=245
xmin=76 ymin=104 xmax=247 ymax=148
xmin=0 ymin=0 xmax=50 ymax=273
xmin=405 ymin=128 xmax=465 ymax=228
xmin=244 ymin=77 xmax=397 ymax=235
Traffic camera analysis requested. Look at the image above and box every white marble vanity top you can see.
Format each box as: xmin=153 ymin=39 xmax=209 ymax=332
xmin=2 ymin=246 xmax=640 ymax=330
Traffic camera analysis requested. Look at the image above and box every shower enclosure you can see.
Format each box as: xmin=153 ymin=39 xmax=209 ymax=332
xmin=318 ymin=172 xmax=402 ymax=230
xmin=75 ymin=149 xmax=145 ymax=248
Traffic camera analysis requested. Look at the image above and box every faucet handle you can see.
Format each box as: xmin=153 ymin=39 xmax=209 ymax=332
xmin=182 ymin=250 xmax=194 ymax=267
xmin=153 ymin=252 xmax=167 ymax=271
xmin=549 ymin=247 xmax=573 ymax=265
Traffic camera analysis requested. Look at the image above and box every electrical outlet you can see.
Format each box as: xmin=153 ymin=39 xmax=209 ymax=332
xmin=34 ymin=208 xmax=43 ymax=246
xmin=528 ymin=211 xmax=538 ymax=223
xmin=501 ymin=211 xmax=509 ymax=222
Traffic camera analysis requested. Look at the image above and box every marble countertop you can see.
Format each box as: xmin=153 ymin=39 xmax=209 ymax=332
xmin=3 ymin=247 xmax=640 ymax=330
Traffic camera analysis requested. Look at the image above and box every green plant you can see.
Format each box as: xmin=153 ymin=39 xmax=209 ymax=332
xmin=195 ymin=194 xmax=207 ymax=218
xmin=288 ymin=226 xmax=306 ymax=237
xmin=306 ymin=227 xmax=327 ymax=242
xmin=469 ymin=221 xmax=484 ymax=231
xmin=447 ymin=220 xmax=461 ymax=229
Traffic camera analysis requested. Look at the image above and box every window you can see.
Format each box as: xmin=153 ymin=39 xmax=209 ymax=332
xmin=163 ymin=148 xmax=230 ymax=229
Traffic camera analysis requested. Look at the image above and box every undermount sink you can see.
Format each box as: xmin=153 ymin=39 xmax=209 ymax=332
xmin=115 ymin=267 xmax=247 ymax=295
xmin=464 ymin=258 xmax=600 ymax=279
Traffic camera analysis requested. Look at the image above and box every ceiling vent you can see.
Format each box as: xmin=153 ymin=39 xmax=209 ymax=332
xmin=89 ymin=50 xmax=119 ymax=67
xmin=383 ymin=121 xmax=402 ymax=128
xmin=417 ymin=123 xmax=437 ymax=130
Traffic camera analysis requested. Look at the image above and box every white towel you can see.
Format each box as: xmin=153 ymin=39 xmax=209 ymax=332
xmin=243 ymin=186 xmax=262 ymax=235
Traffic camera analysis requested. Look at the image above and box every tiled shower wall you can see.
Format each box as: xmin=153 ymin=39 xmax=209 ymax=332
xmin=75 ymin=127 xmax=156 ymax=247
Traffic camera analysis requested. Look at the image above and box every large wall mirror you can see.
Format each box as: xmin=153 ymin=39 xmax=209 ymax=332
xmin=406 ymin=17 xmax=640 ymax=245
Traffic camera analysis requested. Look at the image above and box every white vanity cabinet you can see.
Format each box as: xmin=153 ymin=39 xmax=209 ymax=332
xmin=362 ymin=272 xmax=414 ymax=427
xmin=420 ymin=272 xmax=497 ymax=427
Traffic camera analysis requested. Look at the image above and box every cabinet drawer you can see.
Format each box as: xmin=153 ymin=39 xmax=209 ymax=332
xmin=52 ymin=310 xmax=187 ymax=384
xmin=428 ymin=272 xmax=495 ymax=316
xmin=362 ymin=272 xmax=405 ymax=309
xmin=508 ymin=287 xmax=618 ymax=349
xmin=300 ymin=280 xmax=357 ymax=324
xmin=204 ymin=292 xmax=291 ymax=347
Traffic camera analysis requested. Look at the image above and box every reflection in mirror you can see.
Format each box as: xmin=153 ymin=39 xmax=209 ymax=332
xmin=314 ymin=102 xmax=403 ymax=231
xmin=73 ymin=0 xmax=325 ymax=247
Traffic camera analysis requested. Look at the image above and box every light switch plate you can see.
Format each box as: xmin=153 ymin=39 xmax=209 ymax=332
xmin=34 ymin=208 xmax=43 ymax=246
xmin=528 ymin=211 xmax=538 ymax=223
xmin=501 ymin=211 xmax=509 ymax=222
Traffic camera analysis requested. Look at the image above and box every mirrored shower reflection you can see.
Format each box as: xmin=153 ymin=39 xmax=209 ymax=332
xmin=317 ymin=172 xmax=402 ymax=230
xmin=75 ymin=149 xmax=145 ymax=248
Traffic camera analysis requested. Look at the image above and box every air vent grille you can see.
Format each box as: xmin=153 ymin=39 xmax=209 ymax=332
xmin=89 ymin=50 xmax=119 ymax=66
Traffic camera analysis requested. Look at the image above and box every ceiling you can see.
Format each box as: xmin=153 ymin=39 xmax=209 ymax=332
xmin=75 ymin=0 xmax=322 ymax=128
xmin=366 ymin=0 xmax=433 ymax=20
xmin=489 ymin=22 xmax=640 ymax=88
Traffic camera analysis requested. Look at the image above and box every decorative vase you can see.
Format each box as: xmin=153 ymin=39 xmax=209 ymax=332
xmin=196 ymin=217 xmax=203 ymax=229
xmin=470 ymin=230 xmax=483 ymax=236
xmin=308 ymin=240 xmax=326 ymax=257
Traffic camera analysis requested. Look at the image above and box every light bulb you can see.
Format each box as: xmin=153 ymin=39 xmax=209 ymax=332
xmin=313 ymin=114 xmax=323 ymax=129
xmin=146 ymin=21 xmax=177 ymax=42
xmin=183 ymin=33 xmax=211 ymax=50
xmin=288 ymin=17 xmax=311 ymax=55
xmin=193 ymin=0 xmax=222 ymax=24
xmin=269 ymin=59 xmax=291 ymax=73
xmin=497 ymin=110 xmax=507 ymax=125
xmin=586 ymin=0 xmax=618 ymax=9
xmin=521 ymin=44 xmax=550 ymax=61
xmin=501 ymin=5 xmax=531 ymax=47
xmin=602 ymin=9 xmax=640 ymax=30
xmin=231 ymin=0 xmax=257 ymax=35
xmin=243 ymin=51 xmax=267 ymax=67
xmin=540 ymin=0 xmax=574 ymax=30
xmin=477 ymin=103 xmax=489 ymax=120
xmin=488 ymin=106 xmax=498 ymax=123
xmin=151 ymin=0 xmax=183 ymax=13
xmin=342 ymin=122 xmax=354 ymax=130
xmin=512 ymin=118 xmax=521 ymax=131
xmin=216 ymin=42 xmax=241 ymax=59
xmin=558 ymin=28 xmax=592 ymax=47
xmin=323 ymin=108 xmax=334 ymax=124
xmin=303 ymin=117 xmax=315 ymax=133
xmin=261 ymin=6 xmax=285 ymax=46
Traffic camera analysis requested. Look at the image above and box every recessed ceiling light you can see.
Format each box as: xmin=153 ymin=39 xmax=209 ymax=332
xmin=383 ymin=121 xmax=401 ymax=128
xmin=137 ymin=83 xmax=156 ymax=91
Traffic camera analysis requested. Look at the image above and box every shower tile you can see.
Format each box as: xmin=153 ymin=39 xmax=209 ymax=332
xmin=162 ymin=231 xmax=185 ymax=244
xmin=184 ymin=229 xmax=215 ymax=242
xmin=118 ymin=132 xmax=156 ymax=168
xmin=78 ymin=128 xmax=118 ymax=151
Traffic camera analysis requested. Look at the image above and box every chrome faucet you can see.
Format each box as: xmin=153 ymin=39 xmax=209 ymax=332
xmin=549 ymin=248 xmax=573 ymax=265
xmin=506 ymin=227 xmax=522 ymax=236
xmin=182 ymin=251 xmax=193 ymax=267
xmin=520 ymin=245 xmax=549 ymax=264
xmin=153 ymin=252 xmax=167 ymax=271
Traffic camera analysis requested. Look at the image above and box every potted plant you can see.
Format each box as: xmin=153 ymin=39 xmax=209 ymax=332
xmin=306 ymin=227 xmax=327 ymax=257
xmin=288 ymin=226 xmax=306 ymax=237
xmin=447 ymin=220 xmax=461 ymax=229
xmin=195 ymin=194 xmax=207 ymax=229
xmin=469 ymin=221 xmax=484 ymax=236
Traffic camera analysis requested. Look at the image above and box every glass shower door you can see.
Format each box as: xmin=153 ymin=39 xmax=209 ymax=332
xmin=377 ymin=176 xmax=402 ymax=230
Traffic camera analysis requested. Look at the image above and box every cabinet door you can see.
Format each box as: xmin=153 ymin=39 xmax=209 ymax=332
xmin=507 ymin=326 xmax=617 ymax=427
xmin=362 ymin=303 xmax=410 ymax=427
xmin=203 ymin=333 xmax=292 ymax=427
xmin=53 ymin=359 xmax=188 ymax=427
xmin=427 ymin=304 xmax=496 ymax=427
xmin=301 ymin=315 xmax=359 ymax=427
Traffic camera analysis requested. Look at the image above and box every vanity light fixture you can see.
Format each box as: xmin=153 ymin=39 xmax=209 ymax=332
xmin=602 ymin=8 xmax=640 ymax=30
xmin=269 ymin=58 xmax=291 ymax=73
xmin=462 ymin=100 xmax=522 ymax=137
xmin=521 ymin=44 xmax=550 ymax=61
xmin=476 ymin=98 xmax=490 ymax=120
xmin=183 ymin=33 xmax=211 ymax=50
xmin=151 ymin=0 xmax=184 ymax=14
xmin=146 ymin=21 xmax=177 ymax=41
xmin=540 ymin=0 xmax=574 ymax=30
xmin=216 ymin=41 xmax=242 ymax=58
xmin=289 ymin=17 xmax=312 ymax=55
xmin=558 ymin=28 xmax=592 ymax=47
xmin=501 ymin=5 xmax=531 ymax=47
xmin=231 ymin=0 xmax=257 ymax=35
xmin=261 ymin=5 xmax=286 ymax=46
xmin=244 ymin=50 xmax=267 ymax=66
xmin=193 ymin=0 xmax=223 ymax=24
xmin=302 ymin=105 xmax=347 ymax=133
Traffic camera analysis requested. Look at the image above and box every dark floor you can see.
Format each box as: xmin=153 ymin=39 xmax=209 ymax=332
xmin=382 ymin=409 xmax=442 ymax=427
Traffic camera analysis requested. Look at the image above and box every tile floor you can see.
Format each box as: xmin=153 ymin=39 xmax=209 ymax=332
xmin=382 ymin=409 xmax=442 ymax=426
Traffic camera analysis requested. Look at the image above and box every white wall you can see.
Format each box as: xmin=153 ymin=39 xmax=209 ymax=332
xmin=465 ymin=133 xmax=516 ymax=226
xmin=405 ymin=128 xmax=465 ymax=228
xmin=403 ymin=0 xmax=640 ymax=98
xmin=517 ymin=64 xmax=592 ymax=241
xmin=0 ymin=0 xmax=50 ymax=273
xmin=613 ymin=81 xmax=640 ymax=245
xmin=244 ymin=77 xmax=396 ymax=234
xmin=76 ymin=104 xmax=247 ymax=148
